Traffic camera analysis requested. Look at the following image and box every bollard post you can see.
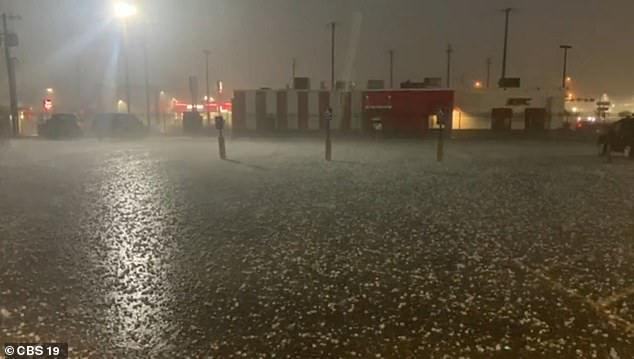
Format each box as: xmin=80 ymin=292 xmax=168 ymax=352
xmin=218 ymin=129 xmax=226 ymax=159
xmin=215 ymin=116 xmax=227 ymax=159
xmin=325 ymin=107 xmax=332 ymax=161
xmin=436 ymin=109 xmax=445 ymax=162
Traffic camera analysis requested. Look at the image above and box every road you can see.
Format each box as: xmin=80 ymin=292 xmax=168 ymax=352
xmin=1 ymin=138 xmax=633 ymax=358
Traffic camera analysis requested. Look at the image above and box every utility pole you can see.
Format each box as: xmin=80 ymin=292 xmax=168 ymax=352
xmin=2 ymin=13 xmax=20 ymax=136
xmin=500 ymin=8 xmax=512 ymax=85
xmin=155 ymin=90 xmax=160 ymax=133
xmin=76 ymin=56 xmax=82 ymax=112
xmin=445 ymin=44 xmax=453 ymax=88
xmin=330 ymin=22 xmax=336 ymax=90
xmin=204 ymin=49 xmax=211 ymax=127
xmin=388 ymin=49 xmax=394 ymax=88
xmin=291 ymin=57 xmax=296 ymax=85
xmin=326 ymin=21 xmax=336 ymax=161
xmin=122 ymin=20 xmax=131 ymax=113
xmin=143 ymin=23 xmax=151 ymax=128
xmin=486 ymin=57 xmax=492 ymax=88
xmin=559 ymin=45 xmax=572 ymax=89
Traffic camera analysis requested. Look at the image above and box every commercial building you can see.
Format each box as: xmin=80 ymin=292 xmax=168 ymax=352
xmin=453 ymin=87 xmax=566 ymax=130
xmin=231 ymin=88 xmax=454 ymax=136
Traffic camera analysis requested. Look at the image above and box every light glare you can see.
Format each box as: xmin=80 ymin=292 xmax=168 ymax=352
xmin=114 ymin=2 xmax=138 ymax=19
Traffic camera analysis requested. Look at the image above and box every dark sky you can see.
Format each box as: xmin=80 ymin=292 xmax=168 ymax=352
xmin=2 ymin=0 xmax=634 ymax=110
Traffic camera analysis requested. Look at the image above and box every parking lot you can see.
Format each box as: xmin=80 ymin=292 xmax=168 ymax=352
xmin=0 ymin=137 xmax=633 ymax=358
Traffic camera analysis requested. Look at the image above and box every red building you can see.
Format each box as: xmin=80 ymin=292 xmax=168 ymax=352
xmin=231 ymin=89 xmax=454 ymax=135
xmin=362 ymin=90 xmax=454 ymax=135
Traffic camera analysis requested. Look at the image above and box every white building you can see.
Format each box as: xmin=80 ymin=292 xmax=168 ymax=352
xmin=453 ymin=87 xmax=566 ymax=130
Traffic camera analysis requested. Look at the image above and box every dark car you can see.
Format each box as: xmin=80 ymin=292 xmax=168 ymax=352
xmin=38 ymin=113 xmax=83 ymax=139
xmin=598 ymin=117 xmax=634 ymax=158
xmin=91 ymin=113 xmax=147 ymax=139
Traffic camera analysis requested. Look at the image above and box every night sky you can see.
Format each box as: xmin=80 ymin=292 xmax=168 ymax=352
xmin=1 ymin=0 xmax=633 ymax=111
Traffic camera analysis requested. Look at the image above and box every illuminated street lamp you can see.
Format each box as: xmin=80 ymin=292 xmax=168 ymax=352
xmin=114 ymin=1 xmax=137 ymax=18
xmin=114 ymin=1 xmax=137 ymax=114
xmin=46 ymin=87 xmax=54 ymax=94
xmin=473 ymin=81 xmax=483 ymax=89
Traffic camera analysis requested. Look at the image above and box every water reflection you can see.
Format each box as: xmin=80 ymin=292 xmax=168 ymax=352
xmin=85 ymin=155 xmax=178 ymax=352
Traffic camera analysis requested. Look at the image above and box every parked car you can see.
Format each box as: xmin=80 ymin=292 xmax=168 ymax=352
xmin=38 ymin=113 xmax=82 ymax=139
xmin=91 ymin=113 xmax=147 ymax=139
xmin=598 ymin=117 xmax=634 ymax=158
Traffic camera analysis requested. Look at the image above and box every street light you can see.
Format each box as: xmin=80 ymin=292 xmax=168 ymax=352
xmin=46 ymin=88 xmax=54 ymax=94
xmin=114 ymin=1 xmax=137 ymax=18
xmin=114 ymin=1 xmax=137 ymax=114
xmin=203 ymin=49 xmax=211 ymax=126
xmin=559 ymin=45 xmax=572 ymax=90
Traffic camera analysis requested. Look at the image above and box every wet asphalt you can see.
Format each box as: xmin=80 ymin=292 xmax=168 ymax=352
xmin=0 ymin=138 xmax=633 ymax=358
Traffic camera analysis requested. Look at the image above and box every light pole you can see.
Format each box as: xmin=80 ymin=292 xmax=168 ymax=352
xmin=500 ymin=8 xmax=513 ymax=86
xmin=158 ymin=90 xmax=167 ymax=132
xmin=486 ymin=57 xmax=492 ymax=88
xmin=2 ymin=13 xmax=21 ymax=136
xmin=142 ymin=22 xmax=151 ymax=128
xmin=446 ymin=44 xmax=453 ymax=88
xmin=388 ymin=49 xmax=394 ymax=88
xmin=559 ymin=45 xmax=572 ymax=89
xmin=204 ymin=49 xmax=211 ymax=127
xmin=114 ymin=1 xmax=137 ymax=114
xmin=329 ymin=22 xmax=336 ymax=90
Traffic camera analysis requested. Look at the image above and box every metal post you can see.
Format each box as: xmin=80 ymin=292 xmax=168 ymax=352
xmin=560 ymin=45 xmax=572 ymax=89
xmin=2 ymin=13 xmax=19 ymax=136
xmin=122 ymin=20 xmax=131 ymax=114
xmin=327 ymin=22 xmax=335 ymax=161
xmin=486 ymin=57 xmax=492 ymax=88
xmin=204 ymin=49 xmax=211 ymax=127
xmin=445 ymin=44 xmax=452 ymax=88
xmin=155 ymin=90 xmax=160 ymax=131
xmin=218 ymin=128 xmax=226 ymax=159
xmin=388 ymin=49 xmax=394 ymax=88
xmin=330 ymin=22 xmax=335 ymax=89
xmin=76 ymin=57 xmax=82 ymax=112
xmin=325 ymin=108 xmax=332 ymax=161
xmin=143 ymin=23 xmax=151 ymax=128
xmin=501 ymin=8 xmax=512 ymax=85
xmin=292 ymin=57 xmax=296 ymax=85
xmin=162 ymin=110 xmax=166 ymax=133
xmin=436 ymin=110 xmax=444 ymax=162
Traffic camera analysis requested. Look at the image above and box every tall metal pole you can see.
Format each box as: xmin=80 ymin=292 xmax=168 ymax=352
xmin=388 ymin=49 xmax=394 ymax=88
xmin=445 ymin=44 xmax=453 ymax=88
xmin=291 ymin=57 xmax=296 ymax=86
xmin=2 ymin=13 xmax=19 ymax=136
xmin=155 ymin=90 xmax=160 ymax=132
xmin=560 ymin=45 xmax=572 ymax=89
xmin=204 ymin=49 xmax=211 ymax=126
xmin=122 ymin=20 xmax=131 ymax=114
xmin=143 ymin=23 xmax=151 ymax=128
xmin=486 ymin=57 xmax=492 ymax=88
xmin=326 ymin=22 xmax=335 ymax=161
xmin=330 ymin=22 xmax=336 ymax=89
xmin=500 ymin=8 xmax=512 ymax=85
xmin=75 ymin=56 xmax=81 ymax=112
